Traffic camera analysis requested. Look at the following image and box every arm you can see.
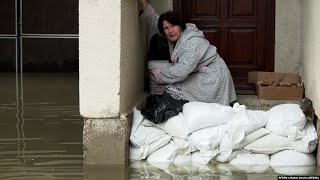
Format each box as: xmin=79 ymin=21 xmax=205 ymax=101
xmin=152 ymin=38 xmax=203 ymax=84
xmin=140 ymin=2 xmax=160 ymax=34
xmin=139 ymin=0 xmax=148 ymax=9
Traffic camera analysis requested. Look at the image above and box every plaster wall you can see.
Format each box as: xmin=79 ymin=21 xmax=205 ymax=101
xmin=79 ymin=0 xmax=121 ymax=118
xmin=302 ymin=1 xmax=320 ymax=117
xmin=120 ymin=0 xmax=147 ymax=114
xmin=150 ymin=0 xmax=173 ymax=14
xmin=275 ymin=0 xmax=302 ymax=75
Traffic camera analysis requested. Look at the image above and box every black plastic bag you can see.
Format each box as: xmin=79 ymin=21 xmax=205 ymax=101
xmin=141 ymin=92 xmax=189 ymax=124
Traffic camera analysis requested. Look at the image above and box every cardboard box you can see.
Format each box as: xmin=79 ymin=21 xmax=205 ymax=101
xmin=248 ymin=71 xmax=304 ymax=100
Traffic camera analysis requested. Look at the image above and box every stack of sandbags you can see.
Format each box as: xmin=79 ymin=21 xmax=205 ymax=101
xmin=243 ymin=104 xmax=317 ymax=174
xmin=129 ymin=103 xmax=317 ymax=175
xmin=130 ymin=108 xmax=172 ymax=160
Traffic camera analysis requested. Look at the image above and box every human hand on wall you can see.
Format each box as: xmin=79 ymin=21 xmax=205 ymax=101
xmin=139 ymin=0 xmax=149 ymax=10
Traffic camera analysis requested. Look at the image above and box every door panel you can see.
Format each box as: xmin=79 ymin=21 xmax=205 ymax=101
xmin=202 ymin=28 xmax=219 ymax=48
xmin=229 ymin=28 xmax=256 ymax=64
xmin=193 ymin=0 xmax=218 ymax=18
xmin=230 ymin=0 xmax=256 ymax=17
xmin=174 ymin=0 xmax=275 ymax=91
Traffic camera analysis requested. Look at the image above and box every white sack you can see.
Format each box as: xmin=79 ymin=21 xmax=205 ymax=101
xmin=215 ymin=150 xmax=239 ymax=163
xmin=220 ymin=128 xmax=269 ymax=150
xmin=290 ymin=121 xmax=318 ymax=153
xmin=229 ymin=150 xmax=270 ymax=173
xmin=130 ymin=146 xmax=142 ymax=161
xmin=130 ymin=108 xmax=167 ymax=147
xmin=188 ymin=124 xmax=227 ymax=151
xmin=270 ymin=150 xmax=316 ymax=166
xmin=191 ymin=149 xmax=219 ymax=165
xmin=272 ymin=166 xmax=316 ymax=176
xmin=131 ymin=107 xmax=144 ymax=134
xmin=244 ymin=133 xmax=293 ymax=154
xmin=226 ymin=104 xmax=268 ymax=144
xmin=157 ymin=113 xmax=188 ymax=139
xmin=129 ymin=134 xmax=172 ymax=160
xmin=146 ymin=137 xmax=191 ymax=163
xmin=146 ymin=141 xmax=177 ymax=163
xmin=230 ymin=150 xmax=270 ymax=165
xmin=173 ymin=154 xmax=192 ymax=166
xmin=171 ymin=137 xmax=192 ymax=155
xmin=246 ymin=110 xmax=268 ymax=134
xmin=266 ymin=104 xmax=306 ymax=138
xmin=183 ymin=102 xmax=235 ymax=134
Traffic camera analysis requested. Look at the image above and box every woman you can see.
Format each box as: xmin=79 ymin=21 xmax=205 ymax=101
xmin=140 ymin=0 xmax=237 ymax=106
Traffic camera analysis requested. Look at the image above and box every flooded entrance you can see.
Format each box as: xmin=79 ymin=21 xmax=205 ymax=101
xmin=0 ymin=73 xmax=319 ymax=180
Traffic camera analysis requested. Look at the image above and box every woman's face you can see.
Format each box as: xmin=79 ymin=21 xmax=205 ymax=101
xmin=163 ymin=20 xmax=182 ymax=43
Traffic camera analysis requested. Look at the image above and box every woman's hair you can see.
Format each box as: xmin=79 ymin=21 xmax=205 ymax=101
xmin=158 ymin=11 xmax=186 ymax=35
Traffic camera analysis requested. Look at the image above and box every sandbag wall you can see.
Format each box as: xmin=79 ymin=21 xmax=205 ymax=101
xmin=129 ymin=103 xmax=317 ymax=175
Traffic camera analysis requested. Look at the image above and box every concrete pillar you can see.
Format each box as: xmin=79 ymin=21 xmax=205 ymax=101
xmin=79 ymin=0 xmax=146 ymax=165
xmin=79 ymin=0 xmax=127 ymax=165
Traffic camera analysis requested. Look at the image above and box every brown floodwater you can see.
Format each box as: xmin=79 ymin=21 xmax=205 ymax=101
xmin=0 ymin=73 xmax=319 ymax=180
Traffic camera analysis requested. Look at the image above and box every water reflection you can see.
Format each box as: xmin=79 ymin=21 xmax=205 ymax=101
xmin=128 ymin=161 xmax=320 ymax=180
xmin=0 ymin=73 xmax=83 ymax=179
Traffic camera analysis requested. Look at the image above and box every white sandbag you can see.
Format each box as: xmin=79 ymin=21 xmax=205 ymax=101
xmin=270 ymin=150 xmax=316 ymax=167
xmin=244 ymin=133 xmax=293 ymax=154
xmin=290 ymin=121 xmax=318 ymax=153
xmin=147 ymin=142 xmax=177 ymax=163
xmin=146 ymin=137 xmax=191 ymax=163
xmin=130 ymin=108 xmax=167 ymax=147
xmin=183 ymin=102 xmax=235 ymax=134
xmin=220 ymin=128 xmax=269 ymax=150
xmin=226 ymin=121 xmax=246 ymax=144
xmin=129 ymin=146 xmax=142 ymax=161
xmin=272 ymin=166 xmax=316 ymax=176
xmin=157 ymin=113 xmax=188 ymax=139
xmin=130 ymin=124 xmax=168 ymax=147
xmin=191 ymin=149 xmax=219 ymax=165
xmin=188 ymin=124 xmax=227 ymax=151
xmin=129 ymin=134 xmax=172 ymax=160
xmin=266 ymin=104 xmax=306 ymax=137
xmin=215 ymin=150 xmax=239 ymax=163
xmin=173 ymin=154 xmax=192 ymax=166
xmin=226 ymin=104 xmax=268 ymax=144
xmin=131 ymin=107 xmax=144 ymax=134
xmin=230 ymin=150 xmax=270 ymax=165
xmin=171 ymin=137 xmax=192 ymax=155
xmin=229 ymin=150 xmax=270 ymax=173
xmin=245 ymin=110 xmax=268 ymax=134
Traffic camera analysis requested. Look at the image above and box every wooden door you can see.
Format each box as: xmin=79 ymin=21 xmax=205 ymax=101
xmin=174 ymin=0 xmax=275 ymax=92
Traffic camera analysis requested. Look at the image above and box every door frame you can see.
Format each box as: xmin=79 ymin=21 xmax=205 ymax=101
xmin=173 ymin=0 xmax=275 ymax=72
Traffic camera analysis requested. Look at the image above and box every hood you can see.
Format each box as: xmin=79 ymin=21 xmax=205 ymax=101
xmin=180 ymin=23 xmax=206 ymax=42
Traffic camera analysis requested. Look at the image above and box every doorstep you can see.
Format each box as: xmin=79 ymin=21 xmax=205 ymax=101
xmin=237 ymin=95 xmax=301 ymax=111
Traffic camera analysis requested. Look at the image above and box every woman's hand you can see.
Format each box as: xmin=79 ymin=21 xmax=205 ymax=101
xmin=139 ymin=0 xmax=149 ymax=10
